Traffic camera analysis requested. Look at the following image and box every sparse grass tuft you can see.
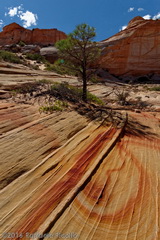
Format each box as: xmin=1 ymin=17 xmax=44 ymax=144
xmin=114 ymin=89 xmax=129 ymax=105
xmin=39 ymin=100 xmax=68 ymax=113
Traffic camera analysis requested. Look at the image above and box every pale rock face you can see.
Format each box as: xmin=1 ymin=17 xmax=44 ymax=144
xmin=0 ymin=22 xmax=67 ymax=46
xmin=99 ymin=17 xmax=160 ymax=77
xmin=40 ymin=46 xmax=58 ymax=63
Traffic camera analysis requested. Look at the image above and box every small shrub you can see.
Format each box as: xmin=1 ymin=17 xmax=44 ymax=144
xmin=89 ymin=75 xmax=99 ymax=83
xmin=37 ymin=79 xmax=52 ymax=84
xmin=32 ymin=64 xmax=39 ymax=70
xmin=45 ymin=60 xmax=77 ymax=76
xmin=39 ymin=105 xmax=62 ymax=113
xmin=148 ymin=86 xmax=160 ymax=91
xmin=114 ymin=89 xmax=129 ymax=105
xmin=55 ymin=99 xmax=68 ymax=108
xmin=39 ymin=100 xmax=68 ymax=113
xmin=44 ymin=63 xmax=55 ymax=72
xmin=50 ymin=82 xmax=104 ymax=105
xmin=0 ymin=50 xmax=21 ymax=64
xmin=87 ymin=92 xmax=104 ymax=105
xmin=11 ymin=82 xmax=41 ymax=94
xmin=18 ymin=41 xmax=26 ymax=47
xmin=25 ymin=53 xmax=46 ymax=63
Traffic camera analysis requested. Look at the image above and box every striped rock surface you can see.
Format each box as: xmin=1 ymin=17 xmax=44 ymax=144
xmin=0 ymin=109 xmax=160 ymax=240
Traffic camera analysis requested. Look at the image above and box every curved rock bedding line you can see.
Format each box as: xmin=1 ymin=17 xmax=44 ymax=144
xmin=44 ymin=113 xmax=160 ymax=240
xmin=0 ymin=121 xmax=123 ymax=239
xmin=0 ymin=103 xmax=89 ymax=190
xmin=0 ymin=112 xmax=159 ymax=240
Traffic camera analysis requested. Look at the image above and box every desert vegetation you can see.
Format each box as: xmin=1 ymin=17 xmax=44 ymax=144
xmin=56 ymin=23 xmax=100 ymax=102
xmin=0 ymin=50 xmax=21 ymax=64
xmin=25 ymin=53 xmax=46 ymax=63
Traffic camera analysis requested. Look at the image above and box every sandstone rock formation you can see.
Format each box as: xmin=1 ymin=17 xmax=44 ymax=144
xmin=0 ymin=22 xmax=67 ymax=46
xmin=40 ymin=46 xmax=58 ymax=63
xmin=0 ymin=103 xmax=88 ymax=189
xmin=0 ymin=110 xmax=160 ymax=240
xmin=0 ymin=61 xmax=160 ymax=239
xmin=99 ymin=17 xmax=160 ymax=78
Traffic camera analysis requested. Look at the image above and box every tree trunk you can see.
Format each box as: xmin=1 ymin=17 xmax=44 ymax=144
xmin=82 ymin=69 xmax=87 ymax=102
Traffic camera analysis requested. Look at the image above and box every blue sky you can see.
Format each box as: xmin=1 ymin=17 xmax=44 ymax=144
xmin=0 ymin=0 xmax=160 ymax=41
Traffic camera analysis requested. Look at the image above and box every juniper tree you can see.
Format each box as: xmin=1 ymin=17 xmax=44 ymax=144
xmin=56 ymin=23 xmax=100 ymax=102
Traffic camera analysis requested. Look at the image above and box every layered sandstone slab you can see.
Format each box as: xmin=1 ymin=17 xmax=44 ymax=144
xmin=0 ymin=22 xmax=67 ymax=46
xmin=0 ymin=103 xmax=88 ymax=189
xmin=99 ymin=17 xmax=160 ymax=77
xmin=0 ymin=111 xmax=160 ymax=240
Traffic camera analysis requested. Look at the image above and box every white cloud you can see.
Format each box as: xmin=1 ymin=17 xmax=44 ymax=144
xmin=0 ymin=19 xmax=4 ymax=28
xmin=7 ymin=6 xmax=23 ymax=17
xmin=8 ymin=7 xmax=18 ymax=17
xmin=128 ymin=7 xmax=134 ymax=12
xmin=143 ymin=14 xmax=151 ymax=20
xmin=122 ymin=25 xmax=127 ymax=30
xmin=153 ymin=12 xmax=160 ymax=20
xmin=138 ymin=8 xmax=144 ymax=12
xmin=119 ymin=25 xmax=127 ymax=31
xmin=19 ymin=11 xmax=38 ymax=28
xmin=5 ymin=5 xmax=38 ymax=28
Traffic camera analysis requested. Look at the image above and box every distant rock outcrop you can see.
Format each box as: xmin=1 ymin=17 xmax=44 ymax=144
xmin=99 ymin=17 xmax=160 ymax=78
xmin=40 ymin=47 xmax=58 ymax=63
xmin=0 ymin=22 xmax=67 ymax=46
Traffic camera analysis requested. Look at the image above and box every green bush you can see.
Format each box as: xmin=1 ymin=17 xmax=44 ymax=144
xmin=45 ymin=60 xmax=77 ymax=76
xmin=50 ymin=82 xmax=104 ymax=105
xmin=44 ymin=63 xmax=55 ymax=72
xmin=0 ymin=50 xmax=21 ymax=64
xmin=89 ymin=75 xmax=99 ymax=83
xmin=39 ymin=100 xmax=68 ymax=113
xmin=148 ymin=86 xmax=160 ymax=91
xmin=37 ymin=79 xmax=52 ymax=84
xmin=87 ymin=92 xmax=104 ymax=105
xmin=18 ymin=41 xmax=26 ymax=47
xmin=25 ymin=53 xmax=46 ymax=63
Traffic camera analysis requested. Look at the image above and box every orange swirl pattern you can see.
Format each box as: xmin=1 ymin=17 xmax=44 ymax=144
xmin=0 ymin=111 xmax=160 ymax=240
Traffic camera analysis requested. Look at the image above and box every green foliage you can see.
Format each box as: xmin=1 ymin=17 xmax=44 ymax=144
xmin=87 ymin=92 xmax=104 ymax=105
xmin=37 ymin=79 xmax=52 ymax=84
xmin=50 ymin=82 xmax=103 ymax=105
xmin=39 ymin=100 xmax=68 ymax=113
xmin=56 ymin=23 xmax=100 ymax=102
xmin=18 ymin=41 xmax=26 ymax=47
xmin=89 ymin=75 xmax=99 ymax=83
xmin=44 ymin=63 xmax=55 ymax=71
xmin=148 ymin=86 xmax=160 ymax=91
xmin=39 ymin=105 xmax=62 ymax=113
xmin=25 ymin=53 xmax=46 ymax=63
xmin=32 ymin=64 xmax=39 ymax=70
xmin=45 ymin=60 xmax=77 ymax=76
xmin=0 ymin=50 xmax=21 ymax=64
